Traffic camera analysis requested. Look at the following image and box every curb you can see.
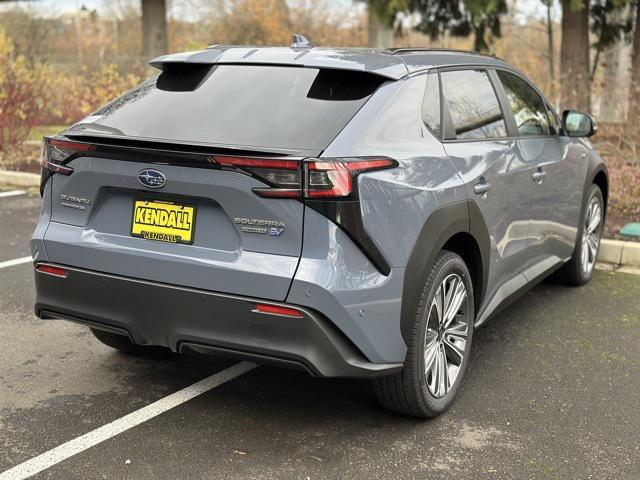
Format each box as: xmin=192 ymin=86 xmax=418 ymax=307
xmin=598 ymin=239 xmax=640 ymax=267
xmin=0 ymin=169 xmax=40 ymax=188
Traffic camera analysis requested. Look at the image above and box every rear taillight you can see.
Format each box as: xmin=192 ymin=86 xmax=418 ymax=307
xmin=306 ymin=158 xmax=397 ymax=198
xmin=40 ymin=137 xmax=95 ymax=195
xmin=208 ymin=155 xmax=397 ymax=200
xmin=210 ymin=155 xmax=303 ymax=198
xmin=42 ymin=138 xmax=95 ymax=173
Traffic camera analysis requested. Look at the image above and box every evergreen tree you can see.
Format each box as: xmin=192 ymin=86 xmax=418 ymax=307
xmin=409 ymin=0 xmax=507 ymax=52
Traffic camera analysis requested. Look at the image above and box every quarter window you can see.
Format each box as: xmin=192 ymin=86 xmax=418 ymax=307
xmin=440 ymin=69 xmax=507 ymax=140
xmin=422 ymin=71 xmax=441 ymax=138
xmin=497 ymin=71 xmax=550 ymax=136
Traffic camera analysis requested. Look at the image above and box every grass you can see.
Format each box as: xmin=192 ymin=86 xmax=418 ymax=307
xmin=27 ymin=125 xmax=67 ymax=142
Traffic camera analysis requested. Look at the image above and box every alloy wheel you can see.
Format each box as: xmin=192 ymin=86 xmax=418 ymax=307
xmin=581 ymin=196 xmax=602 ymax=274
xmin=424 ymin=273 xmax=470 ymax=398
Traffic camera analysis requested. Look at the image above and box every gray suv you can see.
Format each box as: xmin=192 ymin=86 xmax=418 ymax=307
xmin=32 ymin=45 xmax=607 ymax=418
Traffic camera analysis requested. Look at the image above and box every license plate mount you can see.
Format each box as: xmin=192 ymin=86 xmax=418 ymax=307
xmin=131 ymin=199 xmax=196 ymax=245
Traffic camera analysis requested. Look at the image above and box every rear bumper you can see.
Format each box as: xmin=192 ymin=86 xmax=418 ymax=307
xmin=34 ymin=264 xmax=402 ymax=378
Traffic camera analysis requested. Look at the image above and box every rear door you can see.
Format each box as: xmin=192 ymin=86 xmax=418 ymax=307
xmin=439 ymin=68 xmax=535 ymax=307
xmin=42 ymin=65 xmax=384 ymax=301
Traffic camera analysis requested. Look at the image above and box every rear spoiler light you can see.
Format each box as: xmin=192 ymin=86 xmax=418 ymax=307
xmin=209 ymin=155 xmax=398 ymax=200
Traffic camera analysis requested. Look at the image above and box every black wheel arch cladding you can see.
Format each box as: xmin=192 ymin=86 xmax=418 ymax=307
xmin=574 ymin=153 xmax=608 ymax=252
xmin=585 ymin=161 xmax=608 ymax=216
xmin=400 ymin=200 xmax=490 ymax=345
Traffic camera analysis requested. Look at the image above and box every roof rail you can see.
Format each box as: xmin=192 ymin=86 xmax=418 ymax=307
xmin=386 ymin=47 xmax=501 ymax=60
xmin=205 ymin=44 xmax=255 ymax=50
xmin=206 ymin=35 xmax=314 ymax=51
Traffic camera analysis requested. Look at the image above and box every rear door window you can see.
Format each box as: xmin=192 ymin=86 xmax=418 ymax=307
xmin=497 ymin=70 xmax=550 ymax=136
xmin=76 ymin=65 xmax=385 ymax=154
xmin=440 ymin=69 xmax=507 ymax=140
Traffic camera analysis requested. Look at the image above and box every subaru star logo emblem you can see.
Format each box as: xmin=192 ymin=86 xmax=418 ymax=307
xmin=138 ymin=169 xmax=166 ymax=189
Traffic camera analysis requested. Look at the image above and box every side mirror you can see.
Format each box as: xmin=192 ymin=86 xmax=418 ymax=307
xmin=562 ymin=110 xmax=597 ymax=138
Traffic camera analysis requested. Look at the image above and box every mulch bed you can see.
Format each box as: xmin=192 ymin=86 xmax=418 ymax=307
xmin=0 ymin=143 xmax=41 ymax=174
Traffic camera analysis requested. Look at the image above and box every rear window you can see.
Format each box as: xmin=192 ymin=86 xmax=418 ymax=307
xmin=73 ymin=65 xmax=385 ymax=153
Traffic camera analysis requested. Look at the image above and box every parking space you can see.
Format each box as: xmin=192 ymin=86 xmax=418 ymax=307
xmin=0 ymin=191 xmax=40 ymax=263
xmin=1 ymin=190 xmax=639 ymax=479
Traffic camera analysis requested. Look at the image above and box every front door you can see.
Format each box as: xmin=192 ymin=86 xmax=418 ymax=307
xmin=495 ymin=70 xmax=588 ymax=264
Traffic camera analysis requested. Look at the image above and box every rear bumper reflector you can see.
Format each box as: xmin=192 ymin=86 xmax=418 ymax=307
xmin=36 ymin=264 xmax=68 ymax=278
xmin=253 ymin=303 xmax=304 ymax=318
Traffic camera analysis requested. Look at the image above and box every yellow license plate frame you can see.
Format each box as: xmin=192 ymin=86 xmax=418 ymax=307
xmin=131 ymin=199 xmax=196 ymax=245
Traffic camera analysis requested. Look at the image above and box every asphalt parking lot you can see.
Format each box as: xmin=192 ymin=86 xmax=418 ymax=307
xmin=0 ymin=189 xmax=639 ymax=480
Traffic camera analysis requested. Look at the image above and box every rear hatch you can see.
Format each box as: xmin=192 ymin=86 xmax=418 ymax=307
xmin=41 ymin=64 xmax=385 ymax=301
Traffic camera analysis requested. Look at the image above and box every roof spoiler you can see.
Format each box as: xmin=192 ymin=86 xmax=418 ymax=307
xmin=149 ymin=44 xmax=409 ymax=79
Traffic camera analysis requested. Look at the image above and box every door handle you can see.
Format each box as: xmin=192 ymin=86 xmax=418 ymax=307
xmin=532 ymin=170 xmax=547 ymax=183
xmin=473 ymin=181 xmax=492 ymax=195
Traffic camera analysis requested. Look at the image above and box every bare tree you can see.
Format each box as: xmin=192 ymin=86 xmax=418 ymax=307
xmin=368 ymin=11 xmax=394 ymax=48
xmin=543 ymin=0 xmax=556 ymax=101
xmin=0 ymin=6 xmax=56 ymax=65
xmin=361 ymin=0 xmax=404 ymax=49
xmin=599 ymin=3 xmax=632 ymax=123
xmin=142 ymin=0 xmax=167 ymax=59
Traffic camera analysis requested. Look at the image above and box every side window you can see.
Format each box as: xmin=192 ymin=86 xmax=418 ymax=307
xmin=440 ymin=69 xmax=507 ymax=140
xmin=497 ymin=71 xmax=550 ymax=136
xmin=422 ymin=71 xmax=441 ymax=138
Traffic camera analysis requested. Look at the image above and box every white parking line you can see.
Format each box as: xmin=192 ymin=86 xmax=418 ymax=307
xmin=0 ymin=190 xmax=26 ymax=198
xmin=0 ymin=361 xmax=256 ymax=480
xmin=0 ymin=256 xmax=32 ymax=269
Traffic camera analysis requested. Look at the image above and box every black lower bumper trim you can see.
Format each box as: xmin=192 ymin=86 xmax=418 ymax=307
xmin=34 ymin=264 xmax=402 ymax=378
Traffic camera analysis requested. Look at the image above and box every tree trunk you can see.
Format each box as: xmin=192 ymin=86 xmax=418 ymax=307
xmin=629 ymin=3 xmax=640 ymax=124
xmin=599 ymin=44 xmax=631 ymax=122
xmin=142 ymin=0 xmax=167 ymax=60
xmin=368 ymin=10 xmax=394 ymax=49
xmin=546 ymin=0 xmax=555 ymax=101
xmin=560 ymin=1 xmax=590 ymax=112
xmin=598 ymin=4 xmax=631 ymax=122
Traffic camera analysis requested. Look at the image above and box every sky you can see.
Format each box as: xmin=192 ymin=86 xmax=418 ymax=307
xmin=0 ymin=0 xmax=554 ymax=21
xmin=22 ymin=0 xmax=102 ymax=12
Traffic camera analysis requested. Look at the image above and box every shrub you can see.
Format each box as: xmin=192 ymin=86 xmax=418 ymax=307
xmin=0 ymin=28 xmax=46 ymax=149
xmin=43 ymin=64 xmax=142 ymax=126
xmin=0 ymin=25 xmax=142 ymax=150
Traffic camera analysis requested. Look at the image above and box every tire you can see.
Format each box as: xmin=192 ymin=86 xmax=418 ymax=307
xmin=373 ymin=250 xmax=474 ymax=418
xmin=556 ymin=184 xmax=604 ymax=286
xmin=90 ymin=328 xmax=174 ymax=357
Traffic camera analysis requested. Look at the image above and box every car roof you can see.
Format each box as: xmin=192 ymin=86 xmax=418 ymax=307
xmin=149 ymin=46 xmax=509 ymax=80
